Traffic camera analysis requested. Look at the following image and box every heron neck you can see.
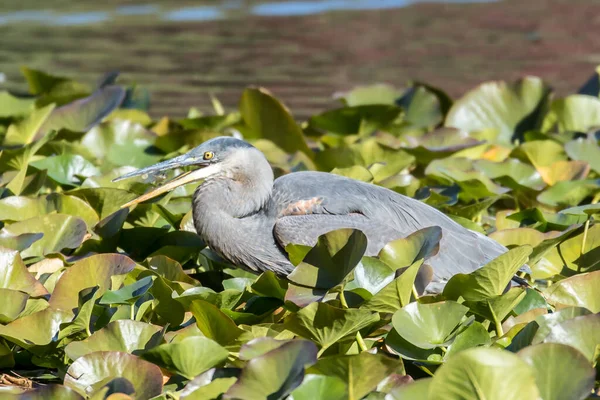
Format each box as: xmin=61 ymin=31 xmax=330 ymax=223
xmin=191 ymin=176 xmax=288 ymax=273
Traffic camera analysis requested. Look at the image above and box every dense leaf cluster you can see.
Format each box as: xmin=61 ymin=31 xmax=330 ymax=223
xmin=0 ymin=67 xmax=599 ymax=399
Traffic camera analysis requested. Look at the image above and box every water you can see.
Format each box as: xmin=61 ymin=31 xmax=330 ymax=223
xmin=0 ymin=0 xmax=596 ymax=120
xmin=0 ymin=0 xmax=497 ymax=26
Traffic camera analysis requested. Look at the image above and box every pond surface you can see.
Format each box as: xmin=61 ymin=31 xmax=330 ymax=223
xmin=0 ymin=0 xmax=598 ymax=119
xmin=0 ymin=1 xmax=498 ymax=25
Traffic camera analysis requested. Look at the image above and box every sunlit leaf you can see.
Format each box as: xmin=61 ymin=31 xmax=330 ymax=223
xmin=518 ymin=343 xmax=595 ymax=400
xmin=64 ymin=351 xmax=163 ymax=398
xmin=429 ymin=348 xmax=539 ymax=400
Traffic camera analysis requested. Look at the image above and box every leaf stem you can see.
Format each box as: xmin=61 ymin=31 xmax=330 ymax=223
xmin=339 ymin=287 xmax=349 ymax=309
xmin=411 ymin=285 xmax=419 ymax=301
xmin=356 ymin=331 xmax=368 ymax=352
xmin=130 ymin=304 xmax=135 ymax=320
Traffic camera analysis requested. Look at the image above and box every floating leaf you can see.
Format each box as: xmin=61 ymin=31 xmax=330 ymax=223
xmin=445 ymin=77 xmax=550 ymax=144
xmin=362 ymin=259 xmax=424 ymax=312
xmin=287 ymin=229 xmax=367 ymax=290
xmin=65 ymin=320 xmax=163 ymax=361
xmin=518 ymin=343 xmax=595 ymax=400
xmin=142 ymin=336 xmax=228 ymax=379
xmin=64 ymin=351 xmax=163 ymax=399
xmin=190 ymin=300 xmax=243 ymax=346
xmin=391 ymin=301 xmax=468 ymax=349
xmin=308 ymin=353 xmax=400 ymax=400
xmin=429 ymin=348 xmax=539 ymax=400
xmin=31 ymin=154 xmax=99 ymax=186
xmin=289 ymin=374 xmax=347 ymax=400
xmin=0 ymin=248 xmax=48 ymax=296
xmin=544 ymin=94 xmax=600 ymax=133
xmin=0 ymin=289 xmax=29 ymax=324
xmin=240 ymin=87 xmax=311 ymax=157
xmin=543 ymin=314 xmax=600 ymax=362
xmin=50 ymin=254 xmax=136 ymax=312
xmin=225 ymin=340 xmax=318 ymax=400
xmin=544 ymin=271 xmax=600 ymax=312
xmin=0 ymin=308 xmax=71 ymax=347
xmin=285 ymin=302 xmax=379 ymax=354
xmin=443 ymin=246 xmax=532 ymax=301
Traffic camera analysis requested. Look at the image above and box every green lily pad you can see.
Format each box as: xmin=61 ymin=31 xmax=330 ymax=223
xmin=0 ymin=289 xmax=29 ymax=324
xmin=11 ymin=385 xmax=84 ymax=400
xmin=564 ymin=137 xmax=600 ymax=174
xmin=190 ymin=300 xmax=244 ymax=346
xmin=337 ymin=84 xmax=401 ymax=106
xmin=429 ymin=347 xmax=539 ymax=400
xmin=443 ymin=246 xmax=532 ymax=301
xmin=49 ymin=254 xmax=136 ymax=312
xmin=81 ymin=119 xmax=161 ymax=169
xmin=142 ymin=336 xmax=228 ymax=379
xmin=309 ymin=105 xmax=401 ymax=136
xmin=40 ymin=85 xmax=126 ymax=135
xmin=307 ymin=352 xmax=400 ymax=400
xmin=180 ymin=369 xmax=239 ymax=399
xmin=531 ymin=307 xmax=592 ymax=345
xmin=289 ymin=374 xmax=347 ymax=400
xmin=403 ymin=128 xmax=484 ymax=164
xmin=0 ymin=308 xmax=71 ymax=347
xmin=445 ymin=321 xmax=491 ymax=357
xmin=65 ymin=320 xmax=163 ymax=361
xmin=542 ymin=313 xmax=600 ymax=362
xmin=543 ymin=94 xmax=600 ymax=133
xmin=0 ymin=248 xmax=48 ymax=296
xmin=64 ymin=351 xmax=163 ymax=398
xmin=518 ymin=343 xmax=595 ymax=400
xmin=445 ymin=77 xmax=550 ymax=144
xmin=225 ymin=340 xmax=318 ymax=400
xmin=284 ymin=302 xmax=379 ymax=354
xmin=287 ymin=229 xmax=367 ymax=290
xmin=386 ymin=378 xmax=432 ymax=400
xmin=31 ymin=154 xmax=100 ymax=186
xmin=537 ymin=179 xmax=600 ymax=207
xmin=361 ymin=259 xmax=424 ymax=312
xmin=240 ymin=87 xmax=311 ymax=157
xmin=378 ymin=226 xmax=441 ymax=270
xmin=391 ymin=301 xmax=469 ymax=349
xmin=0 ymin=214 xmax=87 ymax=259
xmin=0 ymin=91 xmax=35 ymax=118
xmin=4 ymin=103 xmax=55 ymax=146
xmin=544 ymin=271 xmax=600 ymax=312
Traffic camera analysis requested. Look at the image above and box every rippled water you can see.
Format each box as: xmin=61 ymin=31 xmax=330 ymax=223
xmin=0 ymin=0 xmax=497 ymax=25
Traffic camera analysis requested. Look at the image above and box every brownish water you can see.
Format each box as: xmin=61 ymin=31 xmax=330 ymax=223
xmin=1 ymin=0 xmax=599 ymax=119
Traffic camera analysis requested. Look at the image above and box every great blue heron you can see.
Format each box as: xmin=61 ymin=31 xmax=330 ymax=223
xmin=114 ymin=136 xmax=519 ymax=293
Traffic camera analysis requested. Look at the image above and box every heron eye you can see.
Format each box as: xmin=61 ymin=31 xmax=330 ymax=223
xmin=203 ymin=151 xmax=214 ymax=160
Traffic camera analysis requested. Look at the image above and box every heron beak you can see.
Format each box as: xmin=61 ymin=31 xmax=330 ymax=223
xmin=113 ymin=155 xmax=213 ymax=208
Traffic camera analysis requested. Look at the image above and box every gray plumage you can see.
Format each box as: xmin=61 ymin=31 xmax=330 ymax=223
xmin=116 ymin=136 xmax=512 ymax=294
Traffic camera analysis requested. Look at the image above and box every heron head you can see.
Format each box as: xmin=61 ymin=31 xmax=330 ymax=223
xmin=113 ymin=136 xmax=267 ymax=208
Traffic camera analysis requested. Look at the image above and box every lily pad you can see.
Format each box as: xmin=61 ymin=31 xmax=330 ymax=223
xmin=224 ymin=339 xmax=318 ymax=400
xmin=142 ymin=336 xmax=228 ymax=379
xmin=443 ymin=246 xmax=532 ymax=301
xmin=49 ymin=254 xmax=136 ymax=312
xmin=64 ymin=320 xmax=163 ymax=361
xmin=518 ymin=343 xmax=595 ymax=400
xmin=0 ymin=214 xmax=87 ymax=258
xmin=391 ymin=301 xmax=469 ymax=349
xmin=307 ymin=352 xmax=400 ymax=400
xmin=445 ymin=77 xmax=550 ymax=144
xmin=64 ymin=351 xmax=163 ymax=399
xmin=544 ymin=271 xmax=600 ymax=312
xmin=285 ymin=302 xmax=379 ymax=354
xmin=429 ymin=347 xmax=539 ymax=400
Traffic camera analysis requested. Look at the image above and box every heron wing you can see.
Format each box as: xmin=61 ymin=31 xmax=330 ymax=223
xmin=271 ymin=171 xmax=514 ymax=293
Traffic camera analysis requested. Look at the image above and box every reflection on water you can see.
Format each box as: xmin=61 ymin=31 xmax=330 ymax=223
xmin=0 ymin=0 xmax=497 ymax=25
